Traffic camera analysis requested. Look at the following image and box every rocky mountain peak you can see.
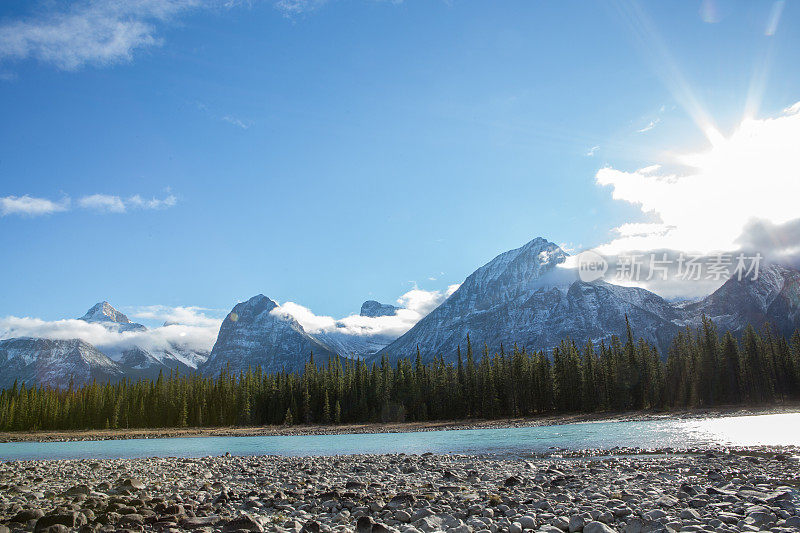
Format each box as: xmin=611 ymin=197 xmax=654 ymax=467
xmin=201 ymin=293 xmax=339 ymax=375
xmin=360 ymin=300 xmax=398 ymax=317
xmin=445 ymin=237 xmax=569 ymax=311
xmin=79 ymin=301 xmax=132 ymax=324
xmin=225 ymin=294 xmax=279 ymax=324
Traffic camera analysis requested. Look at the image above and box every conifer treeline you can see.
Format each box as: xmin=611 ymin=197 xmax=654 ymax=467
xmin=1 ymin=318 xmax=799 ymax=431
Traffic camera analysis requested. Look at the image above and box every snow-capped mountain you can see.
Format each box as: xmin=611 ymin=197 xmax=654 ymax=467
xmin=313 ymin=329 xmax=393 ymax=360
xmin=201 ymin=296 xmax=402 ymax=374
xmin=311 ymin=300 xmax=399 ymax=358
xmin=78 ymin=301 xmax=210 ymax=374
xmin=0 ymin=302 xmax=211 ymax=387
xmin=79 ymin=301 xmax=147 ymax=332
xmin=373 ymin=238 xmax=678 ymax=361
xmin=681 ymin=264 xmax=800 ymax=336
xmin=0 ymin=338 xmax=123 ymax=389
xmin=375 ymin=237 xmax=800 ymax=363
xmin=198 ymin=238 xmax=800 ymax=374
xmin=201 ymin=295 xmax=341 ymax=375
xmin=4 ymin=238 xmax=800 ymax=388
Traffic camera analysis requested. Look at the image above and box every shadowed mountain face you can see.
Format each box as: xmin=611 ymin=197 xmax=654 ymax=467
xmin=0 ymin=338 xmax=123 ymax=389
xmin=201 ymin=295 xmax=340 ymax=375
xmin=681 ymin=264 xmax=800 ymax=337
xmin=360 ymin=300 xmax=398 ymax=317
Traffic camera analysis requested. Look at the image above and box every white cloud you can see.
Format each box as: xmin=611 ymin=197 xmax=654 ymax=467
xmin=271 ymin=284 xmax=461 ymax=338
xmin=595 ymin=101 xmax=800 ymax=256
xmin=586 ymin=145 xmax=600 ymax=157
xmin=0 ymin=195 xmax=69 ymax=216
xmin=78 ymin=194 xmax=126 ymax=213
xmin=1 ymin=192 xmax=177 ymax=218
xmin=0 ymin=0 xmax=406 ymax=70
xmin=274 ymin=0 xmax=328 ymax=15
xmin=0 ymin=312 xmax=221 ymax=355
xmin=0 ymin=0 xmax=206 ymax=70
xmin=78 ymin=193 xmax=177 ymax=213
xmin=130 ymin=305 xmax=223 ymax=328
xmin=637 ymin=117 xmax=661 ymax=133
xmin=222 ymin=115 xmax=251 ymax=129
xmin=127 ymin=194 xmax=178 ymax=210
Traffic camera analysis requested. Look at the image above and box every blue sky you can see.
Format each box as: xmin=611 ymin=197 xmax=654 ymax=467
xmin=1 ymin=0 xmax=799 ymax=327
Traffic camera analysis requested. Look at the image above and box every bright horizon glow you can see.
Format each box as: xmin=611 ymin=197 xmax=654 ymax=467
xmin=595 ymin=101 xmax=800 ymax=256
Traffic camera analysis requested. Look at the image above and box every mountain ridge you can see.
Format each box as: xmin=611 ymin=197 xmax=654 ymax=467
xmin=3 ymin=238 xmax=800 ymax=386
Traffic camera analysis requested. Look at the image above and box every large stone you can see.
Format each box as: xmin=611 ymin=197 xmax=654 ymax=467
xmin=643 ymin=510 xmax=666 ymax=521
xmin=12 ymin=509 xmax=45 ymax=523
xmin=222 ymin=515 xmax=264 ymax=532
xmin=64 ymin=484 xmax=91 ymax=496
xmin=117 ymin=514 xmax=145 ymax=527
xmin=356 ymin=516 xmax=373 ymax=533
xmin=680 ymin=509 xmax=701 ymax=520
xmin=784 ymin=516 xmax=800 ymax=528
xmin=181 ymin=516 xmax=222 ymax=529
xmin=384 ymin=493 xmax=414 ymax=511
xmin=623 ymin=519 xmax=642 ymax=533
xmin=569 ymin=515 xmax=586 ymax=532
xmin=34 ymin=512 xmax=87 ymax=532
xmin=118 ymin=478 xmax=145 ymax=490
xmin=655 ymin=496 xmax=678 ymax=508
xmin=411 ymin=508 xmax=435 ymax=523
xmin=583 ymin=521 xmax=617 ymax=533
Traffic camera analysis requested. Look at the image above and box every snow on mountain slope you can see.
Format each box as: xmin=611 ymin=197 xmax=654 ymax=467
xmin=4 ymin=240 xmax=800 ymax=388
xmin=0 ymin=337 xmax=123 ymax=388
xmin=682 ymin=264 xmax=800 ymax=336
xmin=312 ymin=329 xmax=393 ymax=359
xmin=78 ymin=301 xmax=209 ymax=373
xmin=375 ymin=237 xmax=683 ymax=362
xmin=79 ymin=301 xmax=147 ymax=332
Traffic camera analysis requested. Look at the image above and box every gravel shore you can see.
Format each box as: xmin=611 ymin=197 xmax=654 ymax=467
xmin=1 ymin=449 xmax=799 ymax=533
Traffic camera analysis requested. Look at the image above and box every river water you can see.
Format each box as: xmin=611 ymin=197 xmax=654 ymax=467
xmin=1 ymin=412 xmax=798 ymax=461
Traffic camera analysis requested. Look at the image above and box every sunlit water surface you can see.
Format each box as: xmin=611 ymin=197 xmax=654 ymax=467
xmin=1 ymin=413 xmax=799 ymax=461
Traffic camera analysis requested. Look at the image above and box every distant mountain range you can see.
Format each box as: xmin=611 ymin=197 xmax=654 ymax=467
xmin=0 ymin=302 xmax=210 ymax=388
xmin=3 ymin=236 xmax=800 ymax=386
xmin=373 ymin=238 xmax=800 ymax=363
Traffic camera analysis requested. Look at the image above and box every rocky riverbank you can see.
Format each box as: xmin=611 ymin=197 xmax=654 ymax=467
xmin=1 ymin=449 xmax=799 ymax=533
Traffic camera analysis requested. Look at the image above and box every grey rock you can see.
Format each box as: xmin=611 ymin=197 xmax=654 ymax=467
xmin=222 ymin=515 xmax=264 ymax=532
xmin=583 ymin=521 xmax=617 ymax=533
xmin=181 ymin=516 xmax=222 ymax=528
xmin=680 ymin=509 xmax=701 ymax=520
